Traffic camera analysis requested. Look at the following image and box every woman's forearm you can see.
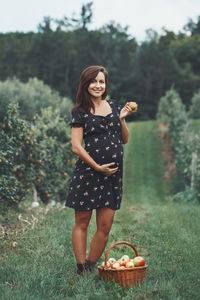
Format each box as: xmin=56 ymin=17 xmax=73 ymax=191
xmin=120 ymin=118 xmax=129 ymax=144
xmin=72 ymin=145 xmax=100 ymax=171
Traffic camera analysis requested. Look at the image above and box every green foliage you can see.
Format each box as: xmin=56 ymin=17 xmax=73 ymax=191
xmin=32 ymin=107 xmax=74 ymax=203
xmin=173 ymin=186 xmax=197 ymax=203
xmin=0 ymin=9 xmax=199 ymax=120
xmin=0 ymin=103 xmax=74 ymax=207
xmin=1 ymin=121 xmax=200 ymax=299
xmin=183 ymin=16 xmax=200 ymax=36
xmin=157 ymin=88 xmax=188 ymax=149
xmin=188 ymin=89 xmax=200 ymax=118
xmin=157 ymin=88 xmax=182 ymax=123
xmin=157 ymin=88 xmax=200 ymax=201
xmin=169 ymin=34 xmax=200 ymax=108
xmin=0 ymin=104 xmax=36 ymax=206
xmin=0 ymin=77 xmax=73 ymax=122
xmin=174 ymin=122 xmax=200 ymax=193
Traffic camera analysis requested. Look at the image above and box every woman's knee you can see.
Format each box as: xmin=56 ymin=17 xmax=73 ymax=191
xmin=75 ymin=220 xmax=89 ymax=231
xmin=75 ymin=211 xmax=92 ymax=231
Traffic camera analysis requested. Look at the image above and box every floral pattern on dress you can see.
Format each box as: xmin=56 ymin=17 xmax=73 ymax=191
xmin=65 ymin=100 xmax=123 ymax=211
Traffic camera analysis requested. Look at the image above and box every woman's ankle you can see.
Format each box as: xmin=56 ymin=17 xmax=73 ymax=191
xmin=77 ymin=262 xmax=88 ymax=274
xmin=85 ymin=259 xmax=97 ymax=271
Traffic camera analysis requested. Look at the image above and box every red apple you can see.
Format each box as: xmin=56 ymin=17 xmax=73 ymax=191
xmin=112 ymin=262 xmax=121 ymax=269
xmin=108 ymin=257 xmax=116 ymax=267
xmin=120 ymin=255 xmax=130 ymax=266
xmin=133 ymin=256 xmax=145 ymax=267
xmin=119 ymin=266 xmax=126 ymax=270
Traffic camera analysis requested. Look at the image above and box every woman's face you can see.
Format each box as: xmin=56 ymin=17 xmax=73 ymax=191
xmin=88 ymin=72 xmax=106 ymax=100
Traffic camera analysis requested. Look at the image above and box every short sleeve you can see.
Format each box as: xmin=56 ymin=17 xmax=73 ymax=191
xmin=112 ymin=100 xmax=123 ymax=113
xmin=69 ymin=109 xmax=85 ymax=128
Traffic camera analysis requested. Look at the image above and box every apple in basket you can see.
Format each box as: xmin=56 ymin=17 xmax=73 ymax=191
xmin=119 ymin=255 xmax=130 ymax=266
xmin=101 ymin=261 xmax=111 ymax=268
xmin=112 ymin=261 xmax=121 ymax=269
xmin=125 ymin=260 xmax=135 ymax=268
xmin=133 ymin=256 xmax=145 ymax=267
xmin=108 ymin=257 xmax=116 ymax=267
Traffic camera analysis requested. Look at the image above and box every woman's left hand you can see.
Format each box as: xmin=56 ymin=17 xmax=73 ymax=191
xmin=119 ymin=102 xmax=138 ymax=120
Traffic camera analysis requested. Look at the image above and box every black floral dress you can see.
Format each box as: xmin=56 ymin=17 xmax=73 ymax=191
xmin=65 ymin=100 xmax=123 ymax=211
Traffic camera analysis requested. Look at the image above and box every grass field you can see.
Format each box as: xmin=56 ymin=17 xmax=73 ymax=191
xmin=1 ymin=121 xmax=200 ymax=300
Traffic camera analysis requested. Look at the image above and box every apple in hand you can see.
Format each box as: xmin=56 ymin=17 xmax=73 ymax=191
xmin=128 ymin=102 xmax=137 ymax=111
xmin=133 ymin=256 xmax=145 ymax=267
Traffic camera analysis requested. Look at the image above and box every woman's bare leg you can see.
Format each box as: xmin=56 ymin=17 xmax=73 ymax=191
xmin=72 ymin=210 xmax=92 ymax=264
xmin=87 ymin=207 xmax=115 ymax=263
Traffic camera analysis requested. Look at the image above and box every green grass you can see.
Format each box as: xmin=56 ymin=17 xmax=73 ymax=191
xmin=123 ymin=121 xmax=169 ymax=205
xmin=1 ymin=121 xmax=200 ymax=300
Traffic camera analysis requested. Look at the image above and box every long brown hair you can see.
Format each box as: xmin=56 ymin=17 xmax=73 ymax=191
xmin=72 ymin=65 xmax=109 ymax=114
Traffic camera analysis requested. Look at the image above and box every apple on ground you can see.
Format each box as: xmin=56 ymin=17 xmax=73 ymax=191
xmin=133 ymin=256 xmax=145 ymax=267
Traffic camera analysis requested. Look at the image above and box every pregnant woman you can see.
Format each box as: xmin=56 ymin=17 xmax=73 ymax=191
xmin=65 ymin=65 xmax=137 ymax=274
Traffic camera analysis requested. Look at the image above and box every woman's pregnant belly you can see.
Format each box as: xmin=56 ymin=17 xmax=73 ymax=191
xmin=85 ymin=136 xmax=123 ymax=166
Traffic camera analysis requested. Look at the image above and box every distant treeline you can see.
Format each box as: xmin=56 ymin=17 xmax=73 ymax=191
xmin=0 ymin=2 xmax=200 ymax=120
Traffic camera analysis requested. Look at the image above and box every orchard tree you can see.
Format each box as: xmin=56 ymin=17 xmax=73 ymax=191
xmin=0 ymin=77 xmax=73 ymax=122
xmin=32 ymin=106 xmax=74 ymax=203
xmin=188 ymin=89 xmax=200 ymax=119
xmin=0 ymin=104 xmax=37 ymax=206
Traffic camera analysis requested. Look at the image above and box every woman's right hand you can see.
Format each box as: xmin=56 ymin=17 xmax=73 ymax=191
xmin=96 ymin=162 xmax=118 ymax=176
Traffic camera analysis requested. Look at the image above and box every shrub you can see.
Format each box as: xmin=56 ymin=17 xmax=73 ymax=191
xmin=172 ymin=186 xmax=197 ymax=203
xmin=32 ymin=107 xmax=74 ymax=204
xmin=188 ymin=89 xmax=200 ymax=119
xmin=0 ymin=103 xmax=75 ymax=207
xmin=157 ymin=88 xmax=200 ymax=201
xmin=0 ymin=77 xmax=73 ymax=122
xmin=0 ymin=104 xmax=36 ymax=206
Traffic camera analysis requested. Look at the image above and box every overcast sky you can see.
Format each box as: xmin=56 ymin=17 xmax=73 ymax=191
xmin=1 ymin=0 xmax=199 ymax=41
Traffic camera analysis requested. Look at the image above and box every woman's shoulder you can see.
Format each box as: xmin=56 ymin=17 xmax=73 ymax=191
xmin=72 ymin=106 xmax=84 ymax=114
xmin=108 ymin=99 xmax=122 ymax=110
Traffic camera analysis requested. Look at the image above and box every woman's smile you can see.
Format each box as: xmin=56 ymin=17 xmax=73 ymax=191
xmin=88 ymin=72 xmax=106 ymax=99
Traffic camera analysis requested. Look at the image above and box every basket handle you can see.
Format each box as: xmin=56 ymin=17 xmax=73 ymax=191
xmin=104 ymin=241 xmax=139 ymax=265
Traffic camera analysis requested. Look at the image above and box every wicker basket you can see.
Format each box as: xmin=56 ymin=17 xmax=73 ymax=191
xmin=98 ymin=241 xmax=147 ymax=288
